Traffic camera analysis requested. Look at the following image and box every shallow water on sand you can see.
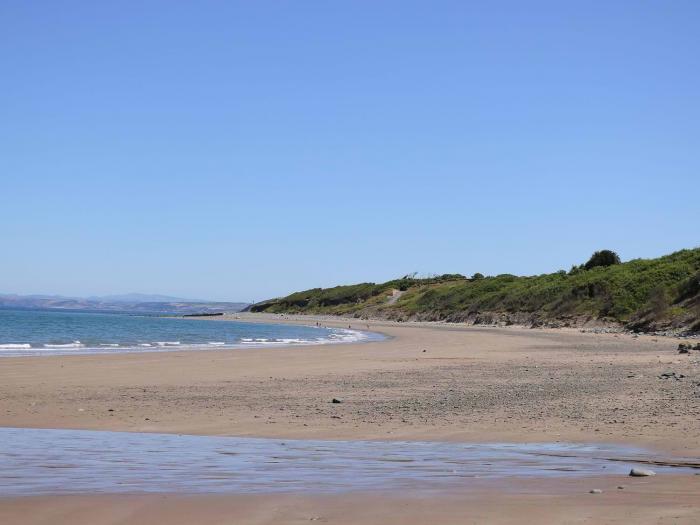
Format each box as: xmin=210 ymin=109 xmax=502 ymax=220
xmin=0 ymin=428 xmax=696 ymax=496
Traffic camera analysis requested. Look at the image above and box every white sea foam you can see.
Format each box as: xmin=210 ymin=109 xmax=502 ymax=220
xmin=0 ymin=321 xmax=378 ymax=357
xmin=43 ymin=341 xmax=84 ymax=348
xmin=234 ymin=329 xmax=371 ymax=348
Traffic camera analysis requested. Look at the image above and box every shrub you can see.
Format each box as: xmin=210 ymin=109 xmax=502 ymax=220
xmin=568 ymin=265 xmax=583 ymax=275
xmin=676 ymin=271 xmax=700 ymax=302
xmin=254 ymin=247 xmax=700 ymax=328
xmin=584 ymin=250 xmax=621 ymax=270
xmin=648 ymin=285 xmax=669 ymax=319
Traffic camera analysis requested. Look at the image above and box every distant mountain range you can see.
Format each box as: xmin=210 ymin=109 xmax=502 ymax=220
xmin=0 ymin=293 xmax=249 ymax=315
xmin=86 ymin=293 xmax=205 ymax=303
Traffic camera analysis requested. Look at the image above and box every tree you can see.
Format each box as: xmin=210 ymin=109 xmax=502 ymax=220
xmin=471 ymin=272 xmax=485 ymax=280
xmin=583 ymin=250 xmax=621 ymax=270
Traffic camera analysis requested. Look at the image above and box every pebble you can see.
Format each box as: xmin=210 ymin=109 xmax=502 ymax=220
xmin=331 ymin=398 xmax=342 ymax=404
xmin=658 ymin=372 xmax=684 ymax=380
xmin=589 ymin=489 xmax=603 ymax=494
xmin=629 ymin=468 xmax=656 ymax=477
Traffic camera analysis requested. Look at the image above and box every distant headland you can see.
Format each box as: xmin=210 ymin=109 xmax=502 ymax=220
xmin=249 ymin=248 xmax=700 ymax=334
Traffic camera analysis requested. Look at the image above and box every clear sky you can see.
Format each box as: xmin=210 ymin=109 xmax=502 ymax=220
xmin=1 ymin=1 xmax=699 ymax=302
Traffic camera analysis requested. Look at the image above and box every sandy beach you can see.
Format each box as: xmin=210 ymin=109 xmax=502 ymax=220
xmin=2 ymin=475 xmax=700 ymax=525
xmin=1 ymin=313 xmax=699 ymax=523
xmin=6 ymin=0 xmax=700 ymax=521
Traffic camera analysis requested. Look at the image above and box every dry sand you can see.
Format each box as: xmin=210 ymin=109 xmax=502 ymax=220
xmin=1 ymin=313 xmax=699 ymax=523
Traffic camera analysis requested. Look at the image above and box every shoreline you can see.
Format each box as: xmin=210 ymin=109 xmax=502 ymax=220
xmin=217 ymin=310 xmax=700 ymax=339
xmin=2 ymin=313 xmax=699 ymax=523
xmin=1 ymin=313 xmax=697 ymax=454
xmin=0 ymin=311 xmax=384 ymax=358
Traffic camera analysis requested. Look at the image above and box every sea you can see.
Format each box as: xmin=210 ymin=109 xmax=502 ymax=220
xmin=0 ymin=308 xmax=376 ymax=357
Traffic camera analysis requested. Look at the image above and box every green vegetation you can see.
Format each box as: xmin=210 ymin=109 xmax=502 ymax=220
xmin=250 ymin=248 xmax=700 ymax=332
xmin=583 ymin=249 xmax=622 ymax=270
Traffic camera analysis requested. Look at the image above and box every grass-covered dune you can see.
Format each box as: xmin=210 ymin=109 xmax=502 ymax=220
xmin=251 ymin=248 xmax=700 ymax=333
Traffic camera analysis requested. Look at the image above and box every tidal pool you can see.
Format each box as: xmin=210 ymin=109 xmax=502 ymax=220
xmin=0 ymin=428 xmax=696 ymax=496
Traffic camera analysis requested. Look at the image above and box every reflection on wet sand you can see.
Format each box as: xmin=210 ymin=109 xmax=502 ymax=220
xmin=0 ymin=428 xmax=696 ymax=496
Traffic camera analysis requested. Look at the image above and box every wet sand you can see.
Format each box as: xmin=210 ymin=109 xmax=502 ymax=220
xmin=2 ymin=475 xmax=700 ymax=525
xmin=1 ymin=313 xmax=699 ymax=523
xmin=6 ymin=428 xmax=694 ymax=496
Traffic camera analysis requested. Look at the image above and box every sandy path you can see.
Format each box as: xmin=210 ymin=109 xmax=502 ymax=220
xmin=1 ymin=313 xmax=699 ymax=523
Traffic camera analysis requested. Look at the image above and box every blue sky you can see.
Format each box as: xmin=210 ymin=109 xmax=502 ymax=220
xmin=1 ymin=1 xmax=698 ymax=302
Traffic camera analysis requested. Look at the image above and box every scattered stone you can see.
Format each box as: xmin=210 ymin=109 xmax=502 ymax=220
xmin=331 ymin=398 xmax=342 ymax=404
xmin=422 ymin=349 xmax=427 ymax=352
xmin=678 ymin=344 xmax=690 ymax=354
xmin=589 ymin=489 xmax=603 ymax=494
xmin=617 ymin=485 xmax=625 ymax=490
xmin=659 ymin=372 xmax=684 ymax=380
xmin=629 ymin=468 xmax=656 ymax=477
xmin=107 ymin=408 xmax=114 ymax=412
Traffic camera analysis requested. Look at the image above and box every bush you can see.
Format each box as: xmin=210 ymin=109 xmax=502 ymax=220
xmin=648 ymin=285 xmax=669 ymax=318
xmin=676 ymin=271 xmax=700 ymax=302
xmin=584 ymin=250 xmax=621 ymax=270
xmin=254 ymin=247 xmax=700 ymax=327
xmin=438 ymin=273 xmax=467 ymax=281
xmin=568 ymin=265 xmax=583 ymax=275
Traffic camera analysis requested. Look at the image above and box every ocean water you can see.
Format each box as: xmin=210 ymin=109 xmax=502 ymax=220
xmin=0 ymin=309 xmax=376 ymax=356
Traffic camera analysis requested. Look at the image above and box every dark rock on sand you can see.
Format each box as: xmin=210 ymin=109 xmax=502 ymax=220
xmin=659 ymin=372 xmax=684 ymax=380
xmin=629 ymin=468 xmax=656 ymax=477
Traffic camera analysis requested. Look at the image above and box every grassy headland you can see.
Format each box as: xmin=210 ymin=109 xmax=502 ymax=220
xmin=250 ymin=248 xmax=700 ymax=333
